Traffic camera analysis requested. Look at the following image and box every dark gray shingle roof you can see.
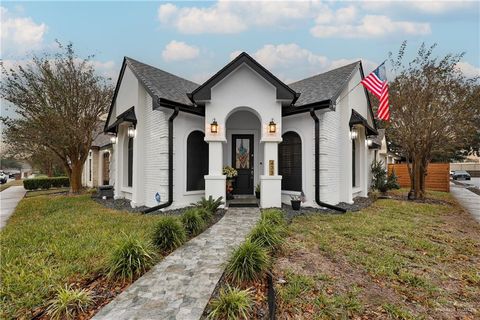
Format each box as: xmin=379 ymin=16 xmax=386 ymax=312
xmin=372 ymin=128 xmax=385 ymax=146
xmin=289 ymin=61 xmax=360 ymax=107
xmin=125 ymin=57 xmax=199 ymax=106
xmin=92 ymin=122 xmax=112 ymax=148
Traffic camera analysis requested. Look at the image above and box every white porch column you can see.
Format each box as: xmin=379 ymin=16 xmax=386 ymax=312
xmin=260 ymin=139 xmax=282 ymax=208
xmin=205 ymin=140 xmax=226 ymax=206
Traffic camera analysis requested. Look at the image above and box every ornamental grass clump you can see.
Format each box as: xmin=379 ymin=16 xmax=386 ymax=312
xmin=249 ymin=220 xmax=284 ymax=250
xmin=181 ymin=208 xmax=205 ymax=235
xmin=152 ymin=216 xmax=186 ymax=252
xmin=225 ymin=240 xmax=269 ymax=284
xmin=107 ymin=235 xmax=156 ymax=281
xmin=261 ymin=209 xmax=285 ymax=227
xmin=207 ymin=285 xmax=253 ymax=320
xmin=45 ymin=285 xmax=92 ymax=320
xmin=197 ymin=207 xmax=213 ymax=222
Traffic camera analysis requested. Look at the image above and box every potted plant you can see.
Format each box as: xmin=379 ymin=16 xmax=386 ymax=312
xmin=223 ymin=166 xmax=238 ymax=200
xmin=290 ymin=195 xmax=301 ymax=210
xmin=255 ymin=184 xmax=260 ymax=199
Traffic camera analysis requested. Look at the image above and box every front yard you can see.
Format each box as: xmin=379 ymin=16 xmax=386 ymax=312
xmin=0 ymin=194 xmax=166 ymax=319
xmin=274 ymin=192 xmax=480 ymax=319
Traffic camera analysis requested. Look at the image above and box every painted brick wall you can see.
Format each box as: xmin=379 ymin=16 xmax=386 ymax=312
xmin=319 ymin=110 xmax=341 ymax=205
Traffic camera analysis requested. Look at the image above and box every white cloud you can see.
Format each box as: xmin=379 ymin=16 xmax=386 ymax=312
xmin=0 ymin=6 xmax=47 ymax=54
xmin=456 ymin=61 xmax=480 ymax=79
xmin=361 ymin=0 xmax=475 ymax=14
xmin=162 ymin=40 xmax=200 ymax=62
xmin=232 ymin=43 xmax=379 ymax=83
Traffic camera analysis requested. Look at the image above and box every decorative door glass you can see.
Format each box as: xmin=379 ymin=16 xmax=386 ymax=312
xmin=235 ymin=138 xmax=250 ymax=169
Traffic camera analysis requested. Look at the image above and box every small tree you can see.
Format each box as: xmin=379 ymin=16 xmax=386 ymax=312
xmin=1 ymin=42 xmax=113 ymax=192
xmin=387 ymin=42 xmax=480 ymax=200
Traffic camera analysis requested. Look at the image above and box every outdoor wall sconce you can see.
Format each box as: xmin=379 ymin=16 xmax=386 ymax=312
xmin=127 ymin=125 xmax=136 ymax=138
xmin=210 ymin=118 xmax=218 ymax=134
xmin=268 ymin=119 xmax=276 ymax=133
xmin=110 ymin=135 xmax=117 ymax=144
xmin=366 ymin=138 xmax=373 ymax=147
xmin=350 ymin=127 xmax=358 ymax=140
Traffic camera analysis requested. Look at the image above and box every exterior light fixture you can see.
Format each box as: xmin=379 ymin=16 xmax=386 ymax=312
xmin=127 ymin=125 xmax=136 ymax=138
xmin=110 ymin=135 xmax=117 ymax=144
xmin=366 ymin=138 xmax=373 ymax=147
xmin=210 ymin=118 xmax=218 ymax=134
xmin=268 ymin=119 xmax=276 ymax=133
xmin=350 ymin=127 xmax=358 ymax=140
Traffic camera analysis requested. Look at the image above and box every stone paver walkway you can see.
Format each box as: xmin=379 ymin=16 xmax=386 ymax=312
xmin=450 ymin=183 xmax=480 ymax=223
xmin=93 ymin=207 xmax=260 ymax=320
xmin=0 ymin=185 xmax=26 ymax=230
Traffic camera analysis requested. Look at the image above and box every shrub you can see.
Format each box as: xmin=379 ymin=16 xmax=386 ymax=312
xmin=181 ymin=208 xmax=205 ymax=235
xmin=23 ymin=177 xmax=70 ymax=190
xmin=249 ymin=221 xmax=284 ymax=250
xmin=45 ymin=285 xmax=92 ymax=320
xmin=371 ymin=160 xmax=387 ymax=192
xmin=260 ymin=209 xmax=285 ymax=227
xmin=208 ymin=285 xmax=253 ymax=320
xmin=152 ymin=217 xmax=186 ymax=252
xmin=386 ymin=170 xmax=400 ymax=190
xmin=225 ymin=240 xmax=269 ymax=284
xmin=192 ymin=196 xmax=224 ymax=214
xmin=107 ymin=235 xmax=156 ymax=281
xmin=197 ymin=207 xmax=213 ymax=222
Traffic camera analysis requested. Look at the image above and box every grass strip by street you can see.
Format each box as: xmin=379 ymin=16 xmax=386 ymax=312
xmin=274 ymin=192 xmax=480 ymax=319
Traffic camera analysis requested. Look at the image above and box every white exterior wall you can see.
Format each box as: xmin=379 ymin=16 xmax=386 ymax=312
xmin=204 ymin=64 xmax=283 ymax=208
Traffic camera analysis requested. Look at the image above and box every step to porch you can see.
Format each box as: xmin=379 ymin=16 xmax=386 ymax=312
xmin=227 ymin=196 xmax=259 ymax=208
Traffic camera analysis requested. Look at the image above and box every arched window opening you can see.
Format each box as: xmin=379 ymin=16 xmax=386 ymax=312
xmin=187 ymin=131 xmax=208 ymax=191
xmin=278 ymin=131 xmax=302 ymax=192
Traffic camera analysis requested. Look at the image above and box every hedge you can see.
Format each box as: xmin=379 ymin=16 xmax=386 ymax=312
xmin=23 ymin=177 xmax=70 ymax=190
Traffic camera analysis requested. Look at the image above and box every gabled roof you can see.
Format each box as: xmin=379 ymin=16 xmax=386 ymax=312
xmin=104 ymin=57 xmax=199 ymax=131
xmin=289 ymin=61 xmax=360 ymax=107
xmin=188 ymin=52 xmax=298 ymax=103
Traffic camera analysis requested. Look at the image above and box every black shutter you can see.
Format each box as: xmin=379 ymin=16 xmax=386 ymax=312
xmin=187 ymin=131 xmax=209 ymax=191
xmin=278 ymin=132 xmax=302 ymax=191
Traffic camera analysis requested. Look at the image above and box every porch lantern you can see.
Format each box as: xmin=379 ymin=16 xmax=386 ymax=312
xmin=210 ymin=118 xmax=218 ymax=134
xmin=350 ymin=127 xmax=358 ymax=140
xmin=366 ymin=138 xmax=373 ymax=147
xmin=110 ymin=135 xmax=117 ymax=144
xmin=268 ymin=119 xmax=276 ymax=133
xmin=127 ymin=125 xmax=136 ymax=138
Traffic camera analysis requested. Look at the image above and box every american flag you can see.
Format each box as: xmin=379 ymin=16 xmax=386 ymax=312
xmin=361 ymin=62 xmax=390 ymax=121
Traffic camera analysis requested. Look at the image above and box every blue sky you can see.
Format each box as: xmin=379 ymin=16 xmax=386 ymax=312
xmin=1 ymin=1 xmax=479 ymax=86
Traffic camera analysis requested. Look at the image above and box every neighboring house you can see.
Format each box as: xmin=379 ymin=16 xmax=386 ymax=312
xmin=104 ymin=52 xmax=380 ymax=209
xmin=81 ymin=127 xmax=113 ymax=188
xmin=371 ymin=129 xmax=400 ymax=169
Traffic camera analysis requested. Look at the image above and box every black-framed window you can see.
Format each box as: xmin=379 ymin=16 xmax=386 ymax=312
xmin=278 ymin=131 xmax=302 ymax=191
xmin=187 ymin=131 xmax=208 ymax=191
xmin=127 ymin=137 xmax=133 ymax=187
xmin=352 ymin=139 xmax=356 ymax=187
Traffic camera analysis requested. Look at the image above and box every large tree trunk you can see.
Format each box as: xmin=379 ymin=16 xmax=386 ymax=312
xmin=69 ymin=161 xmax=84 ymax=194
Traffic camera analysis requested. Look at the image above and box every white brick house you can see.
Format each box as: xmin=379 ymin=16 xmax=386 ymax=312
xmin=104 ymin=53 xmax=379 ymax=211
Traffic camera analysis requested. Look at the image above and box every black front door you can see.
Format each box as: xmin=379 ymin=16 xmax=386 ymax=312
xmin=232 ymin=134 xmax=254 ymax=194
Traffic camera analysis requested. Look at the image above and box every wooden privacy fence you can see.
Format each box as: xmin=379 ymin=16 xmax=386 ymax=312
xmin=388 ymin=163 xmax=450 ymax=192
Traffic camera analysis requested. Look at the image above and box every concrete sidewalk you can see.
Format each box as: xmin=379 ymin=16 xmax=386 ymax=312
xmin=93 ymin=207 xmax=260 ymax=320
xmin=0 ymin=186 xmax=27 ymax=230
xmin=450 ymin=183 xmax=480 ymax=223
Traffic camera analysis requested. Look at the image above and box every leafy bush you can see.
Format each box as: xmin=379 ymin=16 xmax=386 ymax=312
xmin=181 ymin=208 xmax=205 ymax=235
xmin=107 ymin=235 xmax=156 ymax=281
xmin=152 ymin=217 xmax=186 ymax=252
xmin=208 ymin=285 xmax=253 ymax=320
xmin=386 ymin=170 xmax=400 ymax=190
xmin=371 ymin=160 xmax=388 ymax=192
xmin=45 ymin=285 xmax=92 ymax=320
xmin=23 ymin=177 xmax=70 ymax=190
xmin=225 ymin=240 xmax=269 ymax=284
xmin=249 ymin=220 xmax=284 ymax=250
xmin=261 ymin=209 xmax=285 ymax=227
xmin=192 ymin=195 xmax=224 ymax=214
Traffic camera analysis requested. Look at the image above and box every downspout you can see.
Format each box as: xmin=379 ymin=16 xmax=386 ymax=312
xmin=310 ymin=109 xmax=346 ymax=213
xmin=142 ymin=107 xmax=179 ymax=213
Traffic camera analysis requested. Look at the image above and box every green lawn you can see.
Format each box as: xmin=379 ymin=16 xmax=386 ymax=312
xmin=274 ymin=193 xmax=480 ymax=319
xmin=0 ymin=179 xmax=23 ymax=192
xmin=0 ymin=194 xmax=165 ymax=319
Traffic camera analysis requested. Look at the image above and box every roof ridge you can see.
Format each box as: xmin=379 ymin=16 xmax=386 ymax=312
xmin=124 ymin=56 xmax=199 ymax=86
xmin=289 ymin=60 xmax=360 ymax=85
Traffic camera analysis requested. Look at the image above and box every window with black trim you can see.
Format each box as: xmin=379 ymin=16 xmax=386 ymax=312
xmin=187 ymin=131 xmax=208 ymax=191
xmin=278 ymin=131 xmax=302 ymax=191
xmin=127 ymin=137 xmax=133 ymax=187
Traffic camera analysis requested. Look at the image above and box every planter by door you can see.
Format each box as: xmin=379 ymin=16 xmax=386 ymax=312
xmin=232 ymin=134 xmax=254 ymax=194
xmin=291 ymin=200 xmax=301 ymax=210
